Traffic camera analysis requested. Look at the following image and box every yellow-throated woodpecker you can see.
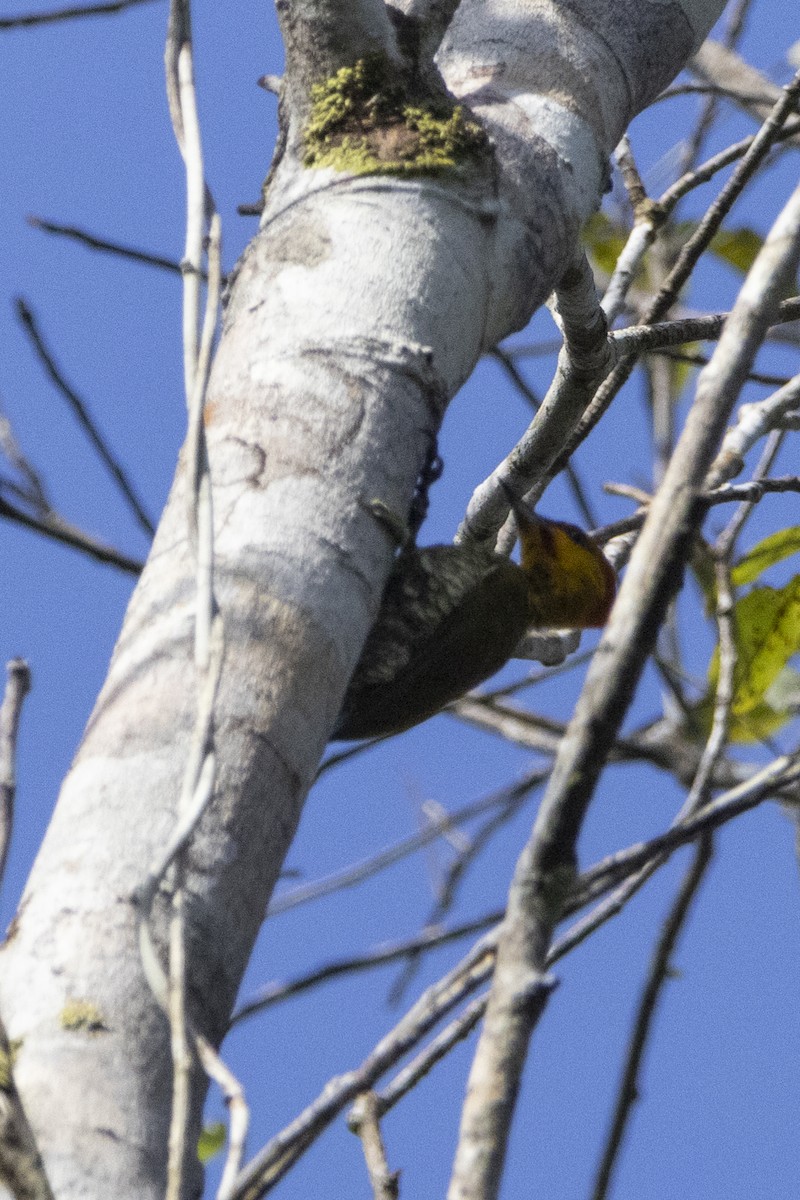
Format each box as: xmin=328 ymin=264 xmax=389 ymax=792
xmin=333 ymin=497 xmax=615 ymax=740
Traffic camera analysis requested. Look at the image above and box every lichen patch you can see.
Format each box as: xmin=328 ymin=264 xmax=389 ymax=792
xmin=304 ymin=54 xmax=490 ymax=178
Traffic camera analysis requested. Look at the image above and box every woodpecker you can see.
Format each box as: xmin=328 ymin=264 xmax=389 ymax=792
xmin=333 ymin=496 xmax=616 ymax=740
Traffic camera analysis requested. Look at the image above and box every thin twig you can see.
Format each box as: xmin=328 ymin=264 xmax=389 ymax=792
xmin=27 ymin=215 xmax=187 ymax=275
xmin=376 ymin=993 xmax=488 ymax=1116
xmin=653 ymin=348 xmax=790 ymax=387
xmin=0 ymin=494 xmax=144 ymax=573
xmin=592 ymin=548 xmax=738 ymax=1199
xmin=611 ymin=296 xmax=800 ymax=356
xmin=0 ymin=0 xmax=160 ymax=27
xmin=232 ymin=912 xmax=504 ymax=1025
xmin=229 ymin=737 xmax=800 ymax=1200
xmin=707 ymin=373 xmax=800 ymax=490
xmin=690 ymin=34 xmax=797 ymax=137
xmin=674 ymin=0 xmax=754 ymax=180
xmin=541 ymin=71 xmax=800 ymax=493
xmin=133 ymin=4 xmax=237 ymax=1197
xmin=0 ymin=660 xmax=31 ymax=893
xmin=574 ymin=752 xmax=800 ymax=907
xmin=230 ymin=934 xmax=498 ymax=1198
xmin=460 ymin=254 xmax=612 ymax=545
xmin=0 ymin=660 xmax=55 ymax=1200
xmin=590 ymin=837 xmax=712 ymax=1200
xmin=656 ymin=82 xmax=780 ymax=105
xmin=196 ymin=1036 xmax=249 ymax=1200
xmin=15 ymin=298 xmax=155 ymax=536
xmin=0 ymin=401 xmax=50 ymax=511
xmin=600 ymin=115 xmax=800 ymax=330
xmin=159 ymin=4 xmax=229 ymax=1194
xmin=660 ymin=116 xmax=800 ymax=213
xmin=267 ymin=765 xmax=550 ymax=918
xmin=388 ymin=776 xmax=545 ymax=1003
xmin=447 ymin=166 xmax=800 ymax=1200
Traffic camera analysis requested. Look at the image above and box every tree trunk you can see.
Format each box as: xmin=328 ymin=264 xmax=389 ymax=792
xmin=0 ymin=1 xmax=724 ymax=1195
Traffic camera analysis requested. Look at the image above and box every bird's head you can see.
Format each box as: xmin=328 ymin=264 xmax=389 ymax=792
xmin=507 ymin=493 xmax=616 ymax=629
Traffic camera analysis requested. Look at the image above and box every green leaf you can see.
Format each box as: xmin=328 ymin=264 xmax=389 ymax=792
xmin=690 ymin=692 xmax=793 ymax=743
xmin=691 ymin=664 xmax=800 ymax=744
xmin=709 ymin=226 xmax=763 ymax=275
xmin=732 ymin=527 xmax=800 ymax=588
xmin=707 ymin=576 xmax=800 ymax=715
xmin=197 ymin=1122 xmax=226 ymax=1164
xmin=582 ymin=212 xmax=629 ymax=278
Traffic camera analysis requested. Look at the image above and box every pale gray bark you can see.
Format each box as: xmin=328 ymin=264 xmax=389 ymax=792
xmin=0 ymin=1 xmax=724 ymax=1196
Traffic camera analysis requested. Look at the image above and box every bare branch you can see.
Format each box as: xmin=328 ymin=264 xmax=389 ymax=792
xmin=267 ymin=765 xmax=549 ymax=918
xmin=691 ymin=38 xmax=798 ymax=135
xmin=0 ymin=660 xmax=30 ymax=896
xmin=388 ymin=780 xmax=540 ymax=1003
xmin=348 ymin=1092 xmax=400 ymax=1200
xmin=0 ymin=494 xmax=144 ymax=574
xmin=27 ymin=216 xmax=187 ymax=275
xmin=592 ymin=544 xmax=737 ymax=1199
xmin=707 ymin=372 xmax=800 ymax=489
xmin=675 ymin=0 xmax=754 ymax=180
xmin=447 ymin=167 xmax=800 ymax=1200
xmin=653 ymin=348 xmax=791 ymax=387
xmin=15 ymin=298 xmax=156 ymax=537
xmin=0 ymin=660 xmax=54 ymax=1200
xmin=151 ymin=5 xmax=229 ymax=1195
xmin=460 ymin=254 xmax=612 ymax=546
xmin=576 ymin=752 xmax=800 ymax=908
xmin=612 ymin=296 xmax=800 ymax=356
xmin=660 ymin=116 xmax=800 ymax=215
xmin=0 ymin=402 xmax=51 ymax=512
xmin=0 ymin=0 xmax=160 ymax=28
xmin=488 ymin=347 xmax=597 ymax=527
xmin=376 ymin=993 xmax=487 ymax=1116
xmin=590 ymin=838 xmax=712 ymax=1200
xmin=462 ymin=83 xmax=800 ymax=549
xmin=542 ymin=71 xmax=800 ymax=492
xmin=232 ymin=733 xmax=800 ymax=1200
xmin=195 ymin=1037 xmax=249 ymax=1200
xmin=230 ymin=933 xmax=498 ymax=1197
xmin=232 ymin=912 xmax=503 ymax=1025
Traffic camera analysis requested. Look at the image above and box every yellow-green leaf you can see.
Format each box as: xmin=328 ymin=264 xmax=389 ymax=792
xmin=582 ymin=212 xmax=629 ymax=278
xmin=690 ymin=691 xmax=792 ymax=743
xmin=732 ymin=527 xmax=800 ymax=588
xmin=198 ymin=1123 xmax=226 ymax=1164
xmin=710 ymin=227 xmax=763 ymax=275
xmin=707 ymin=577 xmax=800 ymax=715
xmin=691 ymin=670 xmax=798 ymax=745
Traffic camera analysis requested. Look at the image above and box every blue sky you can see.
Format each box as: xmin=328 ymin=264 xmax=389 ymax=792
xmin=2 ymin=1 xmax=800 ymax=1196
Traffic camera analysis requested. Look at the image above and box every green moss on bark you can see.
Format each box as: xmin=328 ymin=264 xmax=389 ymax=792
xmin=304 ymin=54 xmax=489 ymax=178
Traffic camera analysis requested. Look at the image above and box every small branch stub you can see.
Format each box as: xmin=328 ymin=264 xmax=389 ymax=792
xmin=348 ymin=1091 xmax=400 ymax=1200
